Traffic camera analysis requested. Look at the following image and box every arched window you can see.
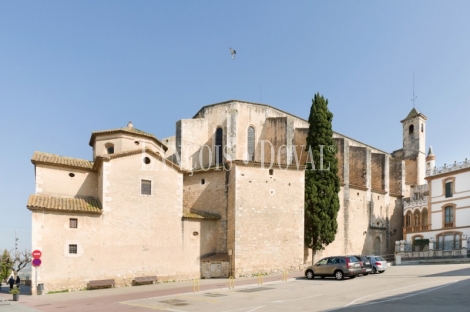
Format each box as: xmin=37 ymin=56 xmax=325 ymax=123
xmin=409 ymin=124 xmax=414 ymax=135
xmin=436 ymin=232 xmax=462 ymax=251
xmin=215 ymin=127 xmax=223 ymax=165
xmin=405 ymin=212 xmax=412 ymax=227
xmin=444 ymin=206 xmax=454 ymax=228
xmin=247 ymin=126 xmax=255 ymax=161
xmin=105 ymin=143 xmax=114 ymax=154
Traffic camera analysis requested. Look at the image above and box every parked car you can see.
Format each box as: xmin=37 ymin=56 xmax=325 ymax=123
xmin=354 ymin=255 xmax=372 ymax=276
xmin=366 ymin=255 xmax=388 ymax=274
xmin=305 ymin=256 xmax=361 ymax=280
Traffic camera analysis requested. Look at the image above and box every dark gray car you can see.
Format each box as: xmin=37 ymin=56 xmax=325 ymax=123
xmin=305 ymin=256 xmax=361 ymax=280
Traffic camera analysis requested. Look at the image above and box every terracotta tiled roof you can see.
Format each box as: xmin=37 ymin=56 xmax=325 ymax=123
xmin=183 ymin=210 xmax=221 ymax=220
xmin=27 ymin=194 xmax=102 ymax=214
xmin=89 ymin=126 xmax=168 ymax=151
xmin=31 ymin=152 xmax=93 ymax=170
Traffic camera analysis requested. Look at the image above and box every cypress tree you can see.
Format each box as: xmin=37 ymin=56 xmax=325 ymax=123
xmin=304 ymin=93 xmax=340 ymax=252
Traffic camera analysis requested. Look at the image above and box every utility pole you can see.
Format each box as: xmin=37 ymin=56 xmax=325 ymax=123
xmin=14 ymin=230 xmax=19 ymax=277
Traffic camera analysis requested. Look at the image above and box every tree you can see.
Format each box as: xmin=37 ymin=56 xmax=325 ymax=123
xmin=0 ymin=249 xmax=31 ymax=279
xmin=0 ymin=249 xmax=12 ymax=282
xmin=304 ymin=93 xmax=341 ymax=255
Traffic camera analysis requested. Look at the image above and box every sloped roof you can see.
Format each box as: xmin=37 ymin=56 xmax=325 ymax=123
xmin=89 ymin=126 xmax=167 ymax=151
xmin=182 ymin=210 xmax=221 ymax=220
xmin=401 ymin=108 xmax=427 ymax=122
xmin=27 ymin=194 xmax=102 ymax=214
xmin=92 ymin=147 xmax=184 ymax=173
xmin=31 ymin=152 xmax=93 ymax=170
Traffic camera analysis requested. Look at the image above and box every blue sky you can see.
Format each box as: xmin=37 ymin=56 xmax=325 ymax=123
xmin=1 ymin=1 xmax=470 ymax=251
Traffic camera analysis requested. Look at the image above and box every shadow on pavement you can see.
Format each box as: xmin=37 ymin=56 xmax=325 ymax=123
xmin=335 ymin=278 xmax=470 ymax=312
xmin=422 ymin=267 xmax=470 ymax=277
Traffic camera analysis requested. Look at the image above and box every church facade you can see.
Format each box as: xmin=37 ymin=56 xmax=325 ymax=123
xmin=27 ymin=100 xmax=421 ymax=293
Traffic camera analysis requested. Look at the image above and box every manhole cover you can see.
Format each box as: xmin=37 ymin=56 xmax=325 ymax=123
xmin=204 ymin=293 xmax=228 ymax=297
xmin=236 ymin=287 xmax=274 ymax=293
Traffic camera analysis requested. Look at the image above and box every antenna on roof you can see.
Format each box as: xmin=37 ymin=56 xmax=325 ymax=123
xmin=411 ymin=71 xmax=417 ymax=108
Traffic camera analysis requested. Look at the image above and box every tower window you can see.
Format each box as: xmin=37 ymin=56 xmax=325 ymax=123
xmin=201 ymin=179 xmax=205 ymax=185
xmin=421 ymin=124 xmax=424 ymax=132
xmin=247 ymin=126 xmax=255 ymax=161
xmin=215 ymin=127 xmax=223 ymax=165
xmin=409 ymin=124 xmax=414 ymax=135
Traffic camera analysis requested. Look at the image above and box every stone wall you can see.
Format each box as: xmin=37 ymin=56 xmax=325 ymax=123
xmin=371 ymin=153 xmax=385 ymax=192
xmin=35 ymin=165 xmax=98 ymax=198
xmin=183 ymin=170 xmax=227 ymax=253
xmin=231 ymin=164 xmax=304 ymax=276
xmin=349 ymin=146 xmax=367 ymax=188
xmin=32 ymin=153 xmax=202 ymax=293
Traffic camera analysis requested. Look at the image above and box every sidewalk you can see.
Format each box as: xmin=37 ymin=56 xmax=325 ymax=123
xmin=0 ymin=271 xmax=305 ymax=311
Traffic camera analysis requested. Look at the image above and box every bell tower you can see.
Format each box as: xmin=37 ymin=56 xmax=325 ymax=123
xmin=401 ymin=108 xmax=427 ymax=185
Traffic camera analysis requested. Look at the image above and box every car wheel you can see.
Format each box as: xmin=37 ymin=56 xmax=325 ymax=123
xmin=306 ymin=270 xmax=314 ymax=280
xmin=379 ymin=271 xmax=384 ymax=274
xmin=334 ymin=270 xmax=344 ymax=280
xmin=372 ymin=267 xmax=377 ymax=274
xmin=363 ymin=273 xmax=369 ymax=276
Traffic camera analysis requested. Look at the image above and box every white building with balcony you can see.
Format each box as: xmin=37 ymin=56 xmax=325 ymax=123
xmin=401 ymin=147 xmax=470 ymax=254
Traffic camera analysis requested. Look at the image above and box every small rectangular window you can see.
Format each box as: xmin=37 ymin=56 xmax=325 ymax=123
xmin=141 ymin=180 xmax=151 ymax=195
xmin=69 ymin=218 xmax=78 ymax=228
xmin=445 ymin=182 xmax=453 ymax=198
xmin=69 ymin=244 xmax=77 ymax=254
xmin=269 ymin=169 xmax=273 ymax=175
xmin=201 ymin=179 xmax=205 ymax=185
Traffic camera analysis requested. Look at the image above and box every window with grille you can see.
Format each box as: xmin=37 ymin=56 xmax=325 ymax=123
xmin=215 ymin=128 xmax=223 ymax=165
xmin=445 ymin=206 xmax=454 ymax=226
xmin=69 ymin=244 xmax=77 ymax=254
xmin=247 ymin=126 xmax=255 ymax=161
xmin=445 ymin=181 xmax=453 ymax=198
xmin=141 ymin=180 xmax=151 ymax=195
xmin=69 ymin=218 xmax=78 ymax=228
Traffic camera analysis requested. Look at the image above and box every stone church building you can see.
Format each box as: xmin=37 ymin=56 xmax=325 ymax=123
xmin=27 ymin=100 xmax=424 ymax=293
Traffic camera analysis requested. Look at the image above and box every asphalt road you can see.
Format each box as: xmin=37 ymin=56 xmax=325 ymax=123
xmin=2 ymin=264 xmax=470 ymax=311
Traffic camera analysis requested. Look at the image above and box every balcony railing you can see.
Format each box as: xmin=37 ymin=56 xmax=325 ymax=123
xmin=427 ymin=158 xmax=470 ymax=177
xmin=404 ymin=196 xmax=429 ymax=209
xmin=444 ymin=222 xmax=454 ymax=228
xmin=403 ymin=225 xmax=431 ymax=233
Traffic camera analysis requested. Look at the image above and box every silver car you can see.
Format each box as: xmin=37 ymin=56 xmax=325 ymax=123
xmin=366 ymin=255 xmax=388 ymax=273
xmin=304 ymin=256 xmax=361 ymax=280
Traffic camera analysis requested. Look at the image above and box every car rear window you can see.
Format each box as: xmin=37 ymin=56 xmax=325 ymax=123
xmin=348 ymin=256 xmax=359 ymax=262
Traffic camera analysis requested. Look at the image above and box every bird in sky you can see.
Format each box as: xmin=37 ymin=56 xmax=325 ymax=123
xmin=229 ymin=47 xmax=236 ymax=60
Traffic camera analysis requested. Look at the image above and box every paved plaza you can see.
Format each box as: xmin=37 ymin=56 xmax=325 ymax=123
xmin=1 ymin=264 xmax=470 ymax=311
